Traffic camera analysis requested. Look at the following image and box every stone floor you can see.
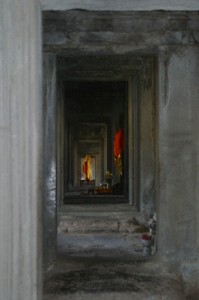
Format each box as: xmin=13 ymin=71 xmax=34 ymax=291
xmin=44 ymin=256 xmax=186 ymax=300
xmin=44 ymin=204 xmax=187 ymax=300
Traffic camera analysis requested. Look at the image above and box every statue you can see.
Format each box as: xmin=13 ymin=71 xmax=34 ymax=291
xmin=82 ymin=154 xmax=93 ymax=183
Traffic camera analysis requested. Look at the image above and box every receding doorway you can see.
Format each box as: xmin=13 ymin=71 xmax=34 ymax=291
xmin=64 ymin=81 xmax=128 ymax=203
xmin=56 ymin=55 xmax=156 ymax=213
xmin=42 ymin=12 xmax=158 ymax=282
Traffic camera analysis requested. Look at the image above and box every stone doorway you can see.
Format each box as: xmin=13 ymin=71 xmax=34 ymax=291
xmin=43 ymin=55 xmax=157 ymax=267
xmin=54 ymin=55 xmax=156 ymax=211
xmin=43 ymin=12 xmax=157 ymax=275
xmin=63 ymin=81 xmax=129 ymax=203
xmin=43 ymin=53 xmax=158 ymax=273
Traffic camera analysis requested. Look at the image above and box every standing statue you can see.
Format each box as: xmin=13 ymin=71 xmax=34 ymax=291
xmin=82 ymin=154 xmax=93 ymax=182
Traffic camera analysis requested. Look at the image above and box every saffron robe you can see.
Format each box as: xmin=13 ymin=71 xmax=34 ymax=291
xmin=114 ymin=128 xmax=124 ymax=175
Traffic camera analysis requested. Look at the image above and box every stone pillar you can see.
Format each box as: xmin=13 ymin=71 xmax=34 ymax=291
xmin=43 ymin=54 xmax=57 ymax=271
xmin=158 ymin=47 xmax=199 ymax=263
xmin=0 ymin=1 xmax=42 ymax=300
xmin=140 ymin=58 xmax=156 ymax=215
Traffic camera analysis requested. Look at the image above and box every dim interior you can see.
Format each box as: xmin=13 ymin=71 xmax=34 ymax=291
xmin=64 ymin=81 xmax=129 ymax=203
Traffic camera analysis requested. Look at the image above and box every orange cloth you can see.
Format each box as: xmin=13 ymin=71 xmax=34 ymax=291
xmin=114 ymin=128 xmax=124 ymax=158
xmin=82 ymin=155 xmax=92 ymax=181
xmin=114 ymin=129 xmax=124 ymax=175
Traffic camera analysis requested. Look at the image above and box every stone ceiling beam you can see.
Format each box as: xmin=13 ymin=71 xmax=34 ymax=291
xmin=42 ymin=0 xmax=199 ymax=11
xmin=43 ymin=11 xmax=199 ymax=55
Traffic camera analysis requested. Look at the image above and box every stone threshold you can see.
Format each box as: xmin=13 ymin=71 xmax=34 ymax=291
xmin=64 ymin=195 xmax=128 ymax=204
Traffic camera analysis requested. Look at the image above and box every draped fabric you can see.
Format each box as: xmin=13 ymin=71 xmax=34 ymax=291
xmin=114 ymin=128 xmax=124 ymax=175
xmin=82 ymin=154 xmax=93 ymax=182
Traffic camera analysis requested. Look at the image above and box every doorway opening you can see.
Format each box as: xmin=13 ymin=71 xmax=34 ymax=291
xmin=63 ymin=81 xmax=129 ymax=204
xmin=44 ymin=53 xmax=158 ymax=292
xmin=42 ymin=12 xmax=158 ymax=293
xmin=45 ymin=53 xmax=158 ymax=270
xmin=56 ymin=55 xmax=156 ymax=211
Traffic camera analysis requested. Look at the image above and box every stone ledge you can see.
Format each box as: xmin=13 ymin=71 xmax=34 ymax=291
xmin=42 ymin=0 xmax=199 ymax=11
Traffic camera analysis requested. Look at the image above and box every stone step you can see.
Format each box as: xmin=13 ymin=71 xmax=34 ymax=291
xmin=58 ymin=204 xmax=147 ymax=235
xmin=44 ymin=291 xmax=184 ymax=300
xmin=58 ymin=217 xmax=142 ymax=234
xmin=57 ymin=232 xmax=144 ymax=258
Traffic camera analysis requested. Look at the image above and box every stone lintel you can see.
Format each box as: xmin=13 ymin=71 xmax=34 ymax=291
xmin=42 ymin=0 xmax=199 ymax=11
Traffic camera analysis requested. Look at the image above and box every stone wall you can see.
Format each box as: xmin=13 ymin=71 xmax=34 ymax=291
xmin=158 ymin=46 xmax=199 ymax=261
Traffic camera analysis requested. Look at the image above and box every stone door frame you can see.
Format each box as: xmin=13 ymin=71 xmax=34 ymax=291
xmin=55 ymin=56 xmax=156 ymax=210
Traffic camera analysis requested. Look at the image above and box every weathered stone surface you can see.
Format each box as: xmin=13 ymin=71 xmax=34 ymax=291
xmin=42 ymin=0 xmax=199 ymax=11
xmin=43 ymin=11 xmax=199 ymax=55
xmin=43 ymin=54 xmax=57 ymax=272
xmin=57 ymin=205 xmax=151 ymax=259
xmin=58 ymin=204 xmax=146 ymax=234
xmin=0 ymin=0 xmax=42 ymax=299
xmin=57 ymin=233 xmax=143 ymax=258
xmin=180 ymin=262 xmax=199 ymax=299
xmin=44 ymin=257 xmax=185 ymax=300
xmin=158 ymin=47 xmax=199 ymax=263
xmin=58 ymin=219 xmax=120 ymax=234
